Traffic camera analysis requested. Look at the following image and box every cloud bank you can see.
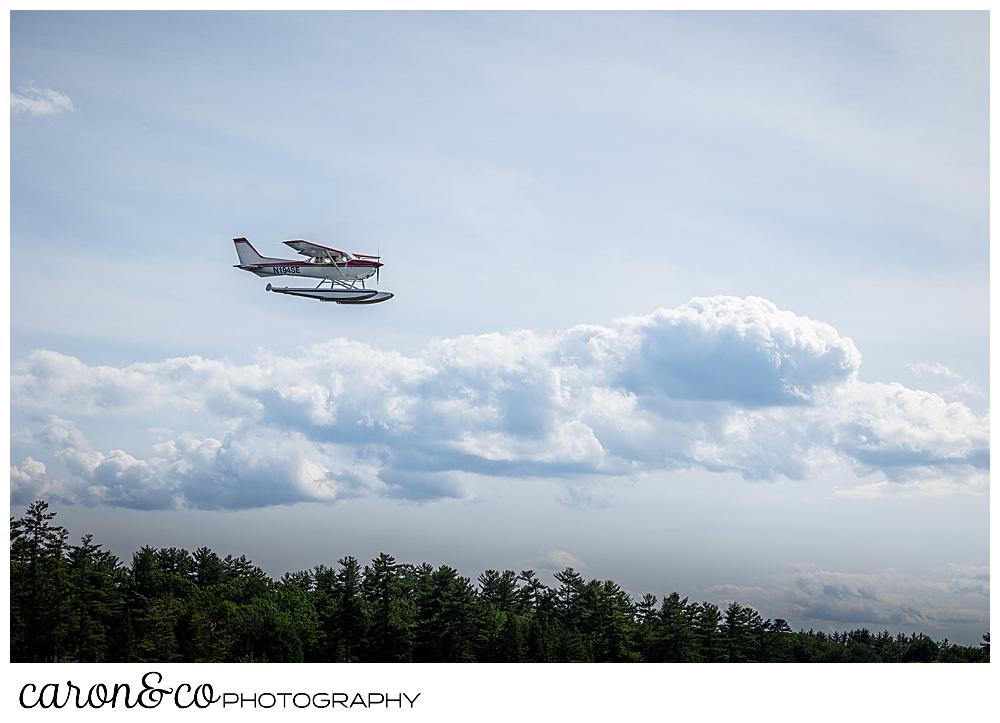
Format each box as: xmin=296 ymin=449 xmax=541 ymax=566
xmin=10 ymin=84 xmax=75 ymax=116
xmin=11 ymin=296 xmax=988 ymax=510
xmin=708 ymin=564 xmax=990 ymax=634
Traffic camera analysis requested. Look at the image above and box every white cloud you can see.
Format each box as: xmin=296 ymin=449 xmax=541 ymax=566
xmin=905 ymin=362 xmax=985 ymax=400
xmin=538 ymin=550 xmax=587 ymax=572
xmin=10 ymin=296 xmax=988 ymax=510
xmin=10 ymin=427 xmax=34 ymax=444
xmin=11 ymin=457 xmax=47 ymax=501
xmin=11 ymin=415 xmax=389 ymax=510
xmin=10 ymin=84 xmax=75 ymax=116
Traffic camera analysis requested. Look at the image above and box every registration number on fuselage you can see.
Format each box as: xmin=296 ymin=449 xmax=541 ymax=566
xmin=270 ymin=266 xmax=301 ymax=275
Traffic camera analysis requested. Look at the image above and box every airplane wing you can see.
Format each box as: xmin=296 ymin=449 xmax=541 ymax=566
xmin=283 ymin=240 xmax=351 ymax=261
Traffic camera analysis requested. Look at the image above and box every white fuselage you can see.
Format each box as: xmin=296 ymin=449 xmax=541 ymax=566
xmin=239 ymin=256 xmax=379 ymax=281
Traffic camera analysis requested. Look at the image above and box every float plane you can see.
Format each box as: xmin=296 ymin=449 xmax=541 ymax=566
xmin=233 ymin=237 xmax=393 ymax=304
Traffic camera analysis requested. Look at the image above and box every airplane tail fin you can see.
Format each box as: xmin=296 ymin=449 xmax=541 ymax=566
xmin=233 ymin=237 xmax=265 ymax=265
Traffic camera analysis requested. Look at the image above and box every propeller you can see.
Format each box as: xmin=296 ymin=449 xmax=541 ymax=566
xmin=376 ymin=245 xmax=380 ymax=285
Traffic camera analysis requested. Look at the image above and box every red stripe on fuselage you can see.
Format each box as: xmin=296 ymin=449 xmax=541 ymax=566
xmin=252 ymin=260 xmax=382 ymax=269
xmin=256 ymin=261 xmax=380 ymax=269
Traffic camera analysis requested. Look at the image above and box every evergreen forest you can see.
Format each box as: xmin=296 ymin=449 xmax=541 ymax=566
xmin=11 ymin=501 xmax=990 ymax=663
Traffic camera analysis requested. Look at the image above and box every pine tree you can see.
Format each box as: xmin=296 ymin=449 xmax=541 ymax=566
xmin=634 ymin=593 xmax=659 ymax=661
xmin=693 ymin=602 xmax=724 ymax=662
xmin=515 ymin=569 xmax=548 ymax=615
xmin=192 ymin=547 xmax=224 ymax=588
xmin=67 ymin=534 xmax=114 ymax=662
xmin=586 ymin=580 xmax=636 ymax=662
xmin=134 ymin=594 xmax=183 ymax=662
xmin=362 ymin=553 xmax=413 ymax=661
xmin=413 ymin=565 xmax=484 ymax=662
xmin=724 ymin=601 xmax=756 ymax=662
xmin=311 ymin=564 xmax=341 ymax=661
xmin=479 ymin=569 xmax=518 ymax=612
xmin=654 ymin=592 xmax=697 ymax=662
xmin=553 ymin=567 xmax=587 ymax=632
xmin=10 ymin=501 xmax=71 ymax=661
xmin=334 ymin=556 xmax=366 ymax=662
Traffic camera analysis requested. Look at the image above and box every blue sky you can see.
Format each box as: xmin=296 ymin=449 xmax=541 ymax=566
xmin=10 ymin=11 xmax=989 ymax=643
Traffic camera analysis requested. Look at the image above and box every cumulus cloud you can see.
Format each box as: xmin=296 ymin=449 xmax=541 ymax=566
xmin=707 ymin=564 xmax=990 ymax=633
xmin=10 ymin=427 xmax=34 ymax=444
xmin=538 ymin=550 xmax=587 ymax=572
xmin=906 ymin=362 xmax=985 ymax=401
xmin=10 ymin=296 xmax=989 ymax=510
xmin=10 ymin=415 xmax=386 ymax=511
xmin=10 ymin=83 xmax=75 ymax=116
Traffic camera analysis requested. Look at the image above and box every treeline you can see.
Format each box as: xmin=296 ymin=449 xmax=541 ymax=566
xmin=11 ymin=501 xmax=989 ymax=663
